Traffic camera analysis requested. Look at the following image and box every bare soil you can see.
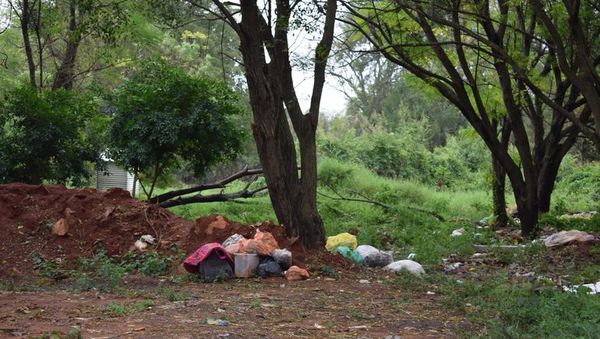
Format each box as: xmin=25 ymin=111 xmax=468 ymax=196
xmin=0 ymin=183 xmax=474 ymax=337
xmin=0 ymin=272 xmax=473 ymax=338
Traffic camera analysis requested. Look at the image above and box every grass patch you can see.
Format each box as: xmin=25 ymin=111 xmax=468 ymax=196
xmin=103 ymin=300 xmax=154 ymax=317
xmin=450 ymin=275 xmax=600 ymax=338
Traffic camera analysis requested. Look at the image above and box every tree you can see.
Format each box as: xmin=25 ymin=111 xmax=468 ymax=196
xmin=108 ymin=59 xmax=246 ymax=200
xmin=195 ymin=0 xmax=337 ymax=248
xmin=330 ymin=35 xmax=466 ymax=146
xmin=340 ymin=0 xmax=588 ymax=236
xmin=7 ymin=0 xmax=129 ymax=91
xmin=0 ymin=85 xmax=102 ymax=184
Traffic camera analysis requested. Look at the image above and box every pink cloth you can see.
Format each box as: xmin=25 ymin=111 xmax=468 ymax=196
xmin=183 ymin=242 xmax=234 ymax=273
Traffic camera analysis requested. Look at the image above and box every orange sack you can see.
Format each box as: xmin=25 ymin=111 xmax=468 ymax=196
xmin=285 ymin=265 xmax=310 ymax=281
xmin=238 ymin=230 xmax=279 ymax=256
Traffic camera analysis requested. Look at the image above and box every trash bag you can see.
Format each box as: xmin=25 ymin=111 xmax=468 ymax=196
xmin=257 ymin=256 xmax=283 ymax=278
xmin=222 ymin=233 xmax=245 ymax=248
xmin=239 ymin=230 xmax=279 ymax=255
xmin=325 ymin=233 xmax=357 ymax=252
xmin=544 ymin=230 xmax=596 ymax=247
xmin=285 ymin=265 xmax=310 ymax=281
xmin=335 ymin=246 xmax=364 ymax=265
xmin=198 ymin=251 xmax=234 ymax=281
xmin=355 ymin=245 xmax=393 ymax=267
xmin=183 ymin=243 xmax=233 ymax=274
xmin=271 ymin=248 xmax=292 ymax=270
xmin=384 ymin=260 xmax=425 ymax=276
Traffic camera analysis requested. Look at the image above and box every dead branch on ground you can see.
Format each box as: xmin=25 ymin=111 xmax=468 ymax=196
xmin=150 ymin=166 xmax=267 ymax=208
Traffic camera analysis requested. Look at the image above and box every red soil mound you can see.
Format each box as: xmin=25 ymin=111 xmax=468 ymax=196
xmin=0 ymin=184 xmax=347 ymax=280
xmin=0 ymin=183 xmax=194 ymax=280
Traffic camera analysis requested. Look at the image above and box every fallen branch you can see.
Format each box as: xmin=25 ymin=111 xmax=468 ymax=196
xmin=158 ymin=186 xmax=268 ymax=208
xmin=149 ymin=166 xmax=263 ymax=204
xmin=319 ymin=185 xmax=445 ymax=221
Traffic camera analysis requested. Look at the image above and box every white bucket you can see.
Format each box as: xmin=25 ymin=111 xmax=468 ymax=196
xmin=234 ymin=253 xmax=259 ymax=278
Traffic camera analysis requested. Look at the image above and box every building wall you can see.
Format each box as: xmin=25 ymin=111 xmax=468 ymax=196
xmin=97 ymin=162 xmax=136 ymax=196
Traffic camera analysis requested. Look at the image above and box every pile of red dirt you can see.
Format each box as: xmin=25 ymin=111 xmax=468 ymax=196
xmin=0 ymin=183 xmax=196 ymax=280
xmin=0 ymin=183 xmax=349 ymax=281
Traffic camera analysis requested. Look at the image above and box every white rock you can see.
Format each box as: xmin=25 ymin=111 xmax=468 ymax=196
xmin=359 ymin=279 xmax=370 ymax=284
xmin=407 ymin=253 xmax=416 ymax=260
xmin=384 ymin=260 xmax=425 ymax=276
xmin=444 ymin=262 xmax=463 ymax=272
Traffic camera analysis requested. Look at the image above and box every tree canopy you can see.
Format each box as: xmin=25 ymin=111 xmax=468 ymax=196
xmin=108 ymin=59 xmax=246 ymax=199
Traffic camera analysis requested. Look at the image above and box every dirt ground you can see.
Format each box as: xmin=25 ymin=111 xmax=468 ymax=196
xmin=0 ymin=272 xmax=473 ymax=338
xmin=0 ymin=183 xmax=475 ymax=337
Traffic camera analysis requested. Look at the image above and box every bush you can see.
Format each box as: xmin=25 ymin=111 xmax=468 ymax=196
xmin=73 ymin=251 xmax=126 ymax=293
xmin=109 ymin=59 xmax=246 ymax=198
xmin=0 ymin=85 xmax=104 ymax=185
xmin=318 ymin=125 xmax=490 ymax=189
xmin=553 ymin=161 xmax=600 ymax=212
xmin=122 ymin=251 xmax=173 ymax=277
xmin=455 ymin=278 xmax=600 ymax=337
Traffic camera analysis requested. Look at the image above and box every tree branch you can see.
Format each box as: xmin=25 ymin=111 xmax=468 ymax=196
xmin=149 ymin=166 xmax=264 ymax=204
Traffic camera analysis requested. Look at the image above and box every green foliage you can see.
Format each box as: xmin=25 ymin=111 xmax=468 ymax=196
xmin=318 ymin=125 xmax=489 ymax=189
xmin=103 ymin=300 xmax=154 ymax=317
xmin=122 ymin=251 xmax=173 ymax=277
xmin=455 ymin=278 xmax=600 ymax=338
xmin=553 ymin=161 xmax=600 ymax=213
xmin=73 ymin=251 xmax=126 ymax=293
xmin=109 ymin=59 xmax=246 ymax=197
xmin=0 ymin=85 xmax=103 ymax=185
xmin=103 ymin=302 xmax=130 ymax=317
xmin=539 ymin=214 xmax=600 ymax=234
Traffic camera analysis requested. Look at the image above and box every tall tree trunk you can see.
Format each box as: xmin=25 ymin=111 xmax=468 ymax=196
xmin=212 ymin=0 xmax=336 ymax=248
xmin=51 ymin=0 xmax=80 ymax=91
xmin=492 ymin=157 xmax=508 ymax=228
xmin=16 ymin=0 xmax=37 ymax=88
xmin=512 ymin=182 xmax=539 ymax=238
xmin=537 ymin=154 xmax=562 ymax=213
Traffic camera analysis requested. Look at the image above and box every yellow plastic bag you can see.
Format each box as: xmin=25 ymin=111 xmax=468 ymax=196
xmin=325 ymin=232 xmax=357 ymax=252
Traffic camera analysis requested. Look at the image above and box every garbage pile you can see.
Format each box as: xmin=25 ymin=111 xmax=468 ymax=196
xmin=325 ymin=232 xmax=425 ymax=276
xmin=183 ymin=229 xmax=309 ymax=282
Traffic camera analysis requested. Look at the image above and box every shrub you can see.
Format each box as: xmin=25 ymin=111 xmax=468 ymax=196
xmin=0 ymin=86 xmax=104 ymax=185
xmin=109 ymin=59 xmax=246 ymax=199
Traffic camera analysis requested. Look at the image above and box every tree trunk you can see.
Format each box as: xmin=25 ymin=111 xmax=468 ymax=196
xmin=51 ymin=0 xmax=80 ymax=91
xmin=215 ymin=0 xmax=336 ymax=249
xmin=250 ymin=96 xmax=325 ymax=248
xmin=537 ymin=160 xmax=560 ymax=213
xmin=17 ymin=0 xmax=37 ymax=88
xmin=511 ymin=180 xmax=539 ymax=238
xmin=491 ymin=157 xmax=508 ymax=228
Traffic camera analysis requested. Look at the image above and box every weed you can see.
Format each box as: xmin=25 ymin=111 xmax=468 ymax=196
xmin=72 ymin=250 xmax=126 ymax=293
xmin=103 ymin=303 xmax=129 ymax=317
xmin=133 ymin=300 xmax=154 ymax=312
xmin=103 ymin=300 xmax=154 ymax=317
xmin=122 ymin=251 xmax=173 ymax=277
xmin=316 ymin=265 xmax=339 ymax=278
xmin=155 ymin=287 xmax=194 ymax=302
xmin=249 ymin=298 xmax=261 ymax=309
